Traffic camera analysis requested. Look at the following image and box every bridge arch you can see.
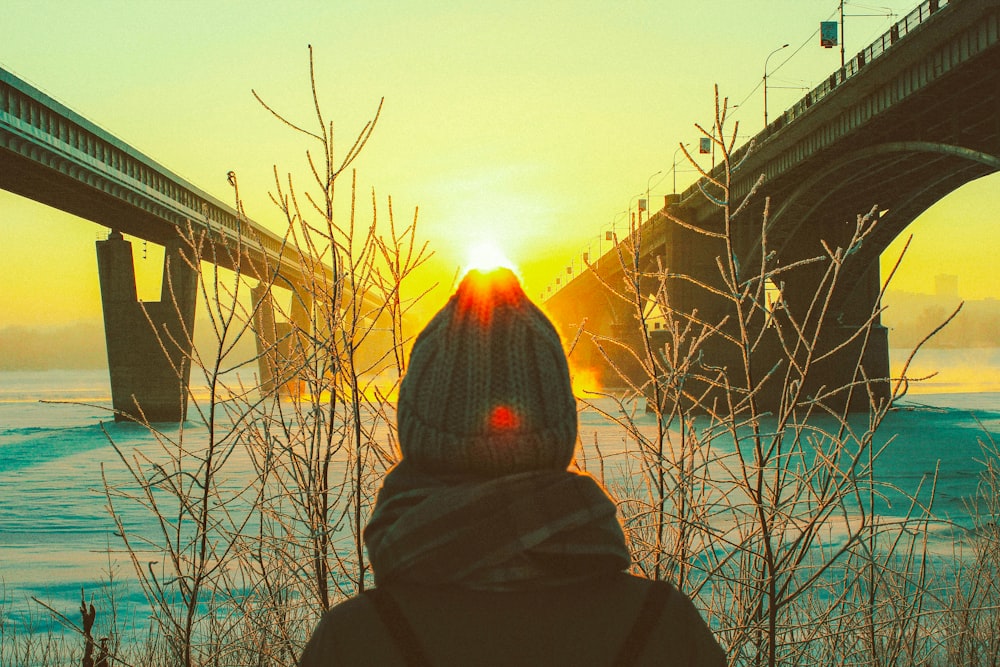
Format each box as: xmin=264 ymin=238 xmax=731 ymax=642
xmin=752 ymin=142 xmax=1000 ymax=262
xmin=746 ymin=141 xmax=1000 ymax=319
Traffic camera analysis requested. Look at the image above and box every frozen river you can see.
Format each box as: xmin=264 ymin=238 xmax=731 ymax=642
xmin=1 ymin=352 xmax=998 ymax=635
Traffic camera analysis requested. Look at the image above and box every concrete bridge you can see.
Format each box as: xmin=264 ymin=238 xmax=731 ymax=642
xmin=1 ymin=67 xmax=314 ymax=421
xmin=545 ymin=0 xmax=1000 ymax=412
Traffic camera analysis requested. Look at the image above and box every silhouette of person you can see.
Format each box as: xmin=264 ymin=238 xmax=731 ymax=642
xmin=299 ymin=268 xmax=726 ymax=666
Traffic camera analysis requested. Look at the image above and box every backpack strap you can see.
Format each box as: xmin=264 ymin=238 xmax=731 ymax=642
xmin=363 ymin=588 xmax=434 ymax=667
xmin=611 ymin=580 xmax=674 ymax=667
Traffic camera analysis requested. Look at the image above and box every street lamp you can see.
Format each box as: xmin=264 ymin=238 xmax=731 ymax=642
xmin=763 ymin=43 xmax=789 ymax=127
xmin=601 ymin=208 xmax=628 ymax=255
xmin=645 ymin=170 xmax=662 ymax=222
xmin=627 ymin=192 xmax=645 ymax=228
xmin=672 ymin=143 xmax=690 ymax=195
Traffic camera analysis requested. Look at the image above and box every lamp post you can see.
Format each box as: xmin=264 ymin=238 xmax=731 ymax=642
xmin=840 ymin=0 xmax=846 ymax=68
xmin=763 ymin=43 xmax=789 ymax=127
xmin=627 ymin=193 xmax=643 ymax=229
xmin=672 ymin=143 xmax=690 ymax=195
xmin=601 ymin=208 xmax=628 ymax=255
xmin=645 ymin=170 xmax=662 ymax=223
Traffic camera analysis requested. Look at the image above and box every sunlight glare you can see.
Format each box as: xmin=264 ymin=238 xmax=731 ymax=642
xmin=464 ymin=240 xmax=516 ymax=275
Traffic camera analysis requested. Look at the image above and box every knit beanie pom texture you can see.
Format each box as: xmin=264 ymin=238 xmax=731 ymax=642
xmin=397 ymin=268 xmax=578 ymax=477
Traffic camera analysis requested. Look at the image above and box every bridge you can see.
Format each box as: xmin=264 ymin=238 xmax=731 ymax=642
xmin=545 ymin=0 xmax=1000 ymax=412
xmin=0 ymin=67 xmax=313 ymax=421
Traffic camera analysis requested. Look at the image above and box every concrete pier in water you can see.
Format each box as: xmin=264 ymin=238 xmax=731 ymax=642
xmin=96 ymin=231 xmax=198 ymax=422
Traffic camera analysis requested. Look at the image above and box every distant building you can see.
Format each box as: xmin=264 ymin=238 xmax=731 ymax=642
xmin=935 ymin=274 xmax=959 ymax=299
xmin=883 ymin=284 xmax=1000 ymax=349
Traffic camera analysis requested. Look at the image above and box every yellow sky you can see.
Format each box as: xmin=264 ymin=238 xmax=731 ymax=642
xmin=1 ymin=0 xmax=997 ymax=329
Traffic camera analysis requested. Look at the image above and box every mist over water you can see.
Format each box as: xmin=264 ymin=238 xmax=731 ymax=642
xmin=1 ymin=352 xmax=998 ymax=635
xmin=889 ymin=347 xmax=1000 ymax=395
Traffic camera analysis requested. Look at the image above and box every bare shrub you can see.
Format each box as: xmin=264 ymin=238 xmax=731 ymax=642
xmin=574 ymin=87 xmax=949 ymax=666
xmin=92 ymin=48 xmax=428 ymax=666
xmin=9 ymin=66 xmax=993 ymax=667
xmin=938 ymin=429 xmax=1000 ymax=666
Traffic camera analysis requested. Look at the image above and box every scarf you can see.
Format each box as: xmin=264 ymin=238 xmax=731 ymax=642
xmin=364 ymin=462 xmax=631 ymax=591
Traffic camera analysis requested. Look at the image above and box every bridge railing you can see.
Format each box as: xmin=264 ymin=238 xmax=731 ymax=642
xmin=686 ymin=0 xmax=953 ymax=204
xmin=543 ymin=0 xmax=954 ymax=302
xmin=752 ymin=0 xmax=952 ymax=144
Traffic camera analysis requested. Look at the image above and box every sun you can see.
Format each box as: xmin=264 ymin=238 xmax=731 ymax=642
xmin=463 ymin=240 xmax=516 ymax=274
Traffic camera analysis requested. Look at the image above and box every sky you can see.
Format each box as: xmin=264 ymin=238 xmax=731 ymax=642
xmin=1 ymin=0 xmax=998 ymax=333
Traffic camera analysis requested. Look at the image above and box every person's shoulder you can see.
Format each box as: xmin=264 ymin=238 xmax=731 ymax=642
xmin=620 ymin=574 xmax=727 ymax=667
xmin=298 ymin=593 xmax=400 ymax=667
xmin=322 ymin=593 xmax=378 ymax=624
xmin=617 ymin=572 xmax=698 ymax=611
xmin=609 ymin=571 xmax=683 ymax=606
xmin=309 ymin=593 xmax=383 ymax=643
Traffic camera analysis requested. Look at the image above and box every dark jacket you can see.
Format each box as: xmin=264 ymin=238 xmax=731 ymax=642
xmin=299 ymin=572 xmax=726 ymax=666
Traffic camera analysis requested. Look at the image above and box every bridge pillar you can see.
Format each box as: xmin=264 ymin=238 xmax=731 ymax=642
xmin=651 ymin=206 xmax=891 ymax=413
xmin=657 ymin=205 xmax=744 ymax=408
xmin=96 ymin=231 xmax=198 ymax=422
xmin=542 ymin=269 xmax=630 ymax=391
xmin=250 ymin=282 xmax=312 ymax=396
xmin=251 ymin=283 xmax=283 ymax=395
xmin=603 ymin=310 xmax=650 ymax=391
xmin=776 ymin=260 xmax=891 ymax=411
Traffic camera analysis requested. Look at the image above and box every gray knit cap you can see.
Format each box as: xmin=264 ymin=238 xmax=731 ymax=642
xmin=397 ymin=268 xmax=578 ymax=477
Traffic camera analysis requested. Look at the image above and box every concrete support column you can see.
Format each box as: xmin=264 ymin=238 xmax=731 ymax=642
xmin=289 ymin=285 xmax=313 ymax=335
xmin=251 ymin=283 xmax=290 ymax=396
xmin=659 ymin=205 xmax=741 ymax=409
xmin=664 ymin=208 xmax=731 ymax=329
xmin=96 ymin=231 xmax=198 ymax=421
xmin=777 ymin=260 xmax=891 ymax=411
xmin=251 ymin=281 xmax=312 ymax=396
xmin=604 ymin=317 xmax=648 ymax=391
xmin=543 ymin=269 xmax=622 ymax=390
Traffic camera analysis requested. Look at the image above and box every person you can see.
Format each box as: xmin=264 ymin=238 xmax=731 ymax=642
xmin=299 ymin=268 xmax=726 ymax=666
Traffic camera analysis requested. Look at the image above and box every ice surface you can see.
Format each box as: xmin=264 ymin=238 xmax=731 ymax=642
xmin=1 ymin=354 xmax=997 ymax=633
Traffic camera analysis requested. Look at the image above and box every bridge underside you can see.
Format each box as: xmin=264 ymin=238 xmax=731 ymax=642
xmin=546 ymin=1 xmax=1000 ymax=414
xmin=93 ymin=228 xmax=315 ymax=422
xmin=1 ymin=147 xmax=192 ymax=248
xmin=551 ymin=158 xmax=998 ymax=414
xmin=0 ymin=146 xmax=315 ymax=420
xmin=0 ymin=145 xmax=287 ymax=284
xmin=2 ymin=63 xmax=349 ymax=420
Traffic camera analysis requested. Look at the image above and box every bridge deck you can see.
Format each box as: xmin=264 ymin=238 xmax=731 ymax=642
xmin=547 ymin=0 xmax=1000 ymax=306
xmin=0 ymin=66 xmax=306 ymax=284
